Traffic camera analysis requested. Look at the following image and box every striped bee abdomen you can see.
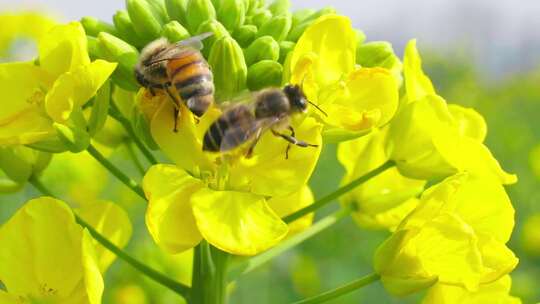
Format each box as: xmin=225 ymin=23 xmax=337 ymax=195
xmin=167 ymin=50 xmax=214 ymax=117
xmin=203 ymin=105 xmax=255 ymax=152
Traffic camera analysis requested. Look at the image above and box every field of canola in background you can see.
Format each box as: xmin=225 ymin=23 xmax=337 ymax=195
xmin=0 ymin=0 xmax=540 ymax=303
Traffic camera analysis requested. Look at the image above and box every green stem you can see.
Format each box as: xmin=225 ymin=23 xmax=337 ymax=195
xmin=125 ymin=141 xmax=145 ymax=176
xmin=191 ymin=242 xmax=229 ymax=304
xmin=86 ymin=144 xmax=146 ymax=199
xmin=292 ymin=273 xmax=380 ymax=304
xmin=28 ymin=177 xmax=191 ymax=299
xmin=109 ymin=101 xmax=158 ymax=165
xmin=229 ymin=208 xmax=350 ymax=279
xmin=284 ymin=160 xmax=395 ymax=223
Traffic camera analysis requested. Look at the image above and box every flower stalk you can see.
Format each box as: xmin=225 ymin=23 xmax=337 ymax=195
xmin=86 ymin=143 xmax=146 ymax=199
xmin=284 ymin=160 xmax=396 ymax=223
xmin=191 ymin=242 xmax=230 ymax=304
xmin=292 ymin=273 xmax=380 ymax=304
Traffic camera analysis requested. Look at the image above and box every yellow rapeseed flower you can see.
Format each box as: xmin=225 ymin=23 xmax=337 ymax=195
xmin=374 ymin=173 xmax=518 ymax=296
xmin=422 ymin=276 xmax=521 ymax=304
xmin=0 ymin=197 xmax=132 ymax=303
xmin=386 ymin=40 xmax=516 ymax=184
xmin=0 ymin=22 xmax=116 ymax=146
xmin=286 ymin=15 xmax=399 ymax=138
xmin=138 ymin=90 xmax=320 ymax=256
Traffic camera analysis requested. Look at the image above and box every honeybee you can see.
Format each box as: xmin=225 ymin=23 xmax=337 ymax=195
xmin=203 ymin=84 xmax=325 ymax=158
xmin=135 ymin=33 xmax=214 ymax=131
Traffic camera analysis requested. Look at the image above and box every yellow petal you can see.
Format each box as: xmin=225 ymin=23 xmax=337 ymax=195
xmin=374 ymin=229 xmax=438 ymax=296
xmin=228 ymin=117 xmax=322 ymax=197
xmin=376 ymin=213 xmax=486 ymax=294
xmin=38 ymin=22 xmax=90 ymax=77
xmin=423 ymin=276 xmax=521 ymax=304
xmin=448 ymin=104 xmax=487 ymax=142
xmin=191 ymin=188 xmax=289 ymax=256
xmin=290 ymin=14 xmax=356 ymax=89
xmin=433 ymin=130 xmax=517 ymax=185
xmin=45 ymin=60 xmax=117 ymax=122
xmin=267 ymin=185 xmax=315 ymax=235
xmin=76 ymin=201 xmax=133 ymax=272
xmin=477 ymin=236 xmax=518 ymax=284
xmin=403 ymin=39 xmax=435 ymax=103
xmin=0 ymin=197 xmax=102 ymax=303
xmin=0 ymin=12 xmax=56 ymax=56
xmin=0 ymin=62 xmax=52 ymax=121
xmin=0 ymin=105 xmax=55 ymax=146
xmin=143 ymin=164 xmax=204 ymax=253
xmin=144 ymin=92 xmax=219 ymax=173
xmin=0 ymin=290 xmax=20 ymax=303
xmin=324 ymin=68 xmax=398 ymax=130
xmin=387 ymin=94 xmax=458 ymax=180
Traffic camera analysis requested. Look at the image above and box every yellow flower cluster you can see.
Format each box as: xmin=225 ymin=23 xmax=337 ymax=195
xmin=0 ymin=7 xmax=522 ymax=303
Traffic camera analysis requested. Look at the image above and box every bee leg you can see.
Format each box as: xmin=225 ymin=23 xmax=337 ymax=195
xmin=149 ymin=87 xmax=156 ymax=96
xmin=285 ymin=126 xmax=296 ymax=159
xmin=271 ymin=129 xmax=318 ymax=159
xmin=163 ymin=85 xmax=181 ymax=132
xmin=246 ymin=129 xmax=263 ymax=158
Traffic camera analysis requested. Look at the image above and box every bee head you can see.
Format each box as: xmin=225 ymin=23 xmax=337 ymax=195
xmin=283 ymin=84 xmax=308 ymax=113
xmin=134 ymin=68 xmax=148 ymax=87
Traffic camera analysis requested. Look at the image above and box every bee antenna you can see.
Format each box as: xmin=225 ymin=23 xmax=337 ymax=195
xmin=308 ymin=100 xmax=328 ymax=117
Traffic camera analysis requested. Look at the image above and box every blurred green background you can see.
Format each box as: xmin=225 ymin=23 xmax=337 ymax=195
xmin=1 ymin=52 xmax=540 ymax=303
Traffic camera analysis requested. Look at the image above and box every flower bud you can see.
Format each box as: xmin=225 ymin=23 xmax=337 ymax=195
xmin=97 ymin=32 xmax=140 ymax=91
xmin=244 ymin=36 xmax=280 ymax=65
xmin=162 ymin=21 xmax=190 ymax=42
xmin=146 ymin=0 xmax=170 ymax=24
xmin=233 ymin=24 xmax=257 ymax=48
xmin=278 ymin=40 xmax=295 ymax=63
xmin=53 ymin=123 xmax=91 ymax=153
xmin=165 ymin=0 xmax=188 ymax=25
xmin=247 ymin=60 xmax=283 ymax=90
xmin=357 ymin=41 xmax=395 ymax=68
xmin=0 ymin=147 xmax=52 ymax=184
xmin=217 ymin=0 xmax=246 ymax=30
xmin=196 ymin=19 xmax=230 ymax=56
xmin=287 ymin=6 xmax=335 ymax=41
xmin=209 ymin=36 xmax=247 ymax=100
xmin=86 ymin=36 xmax=101 ymax=59
xmin=257 ymin=13 xmax=292 ymax=42
xmin=357 ymin=41 xmax=402 ymax=85
xmin=88 ymin=80 xmax=111 ymax=136
xmin=126 ymin=0 xmax=163 ymax=42
xmin=268 ymin=0 xmax=290 ymax=16
xmin=249 ymin=9 xmax=272 ymax=28
xmin=81 ymin=16 xmax=118 ymax=37
xmin=356 ymin=29 xmax=367 ymax=46
xmin=246 ymin=0 xmax=265 ymax=14
xmin=292 ymin=8 xmax=315 ymax=28
xmin=113 ymin=10 xmax=146 ymax=48
xmin=185 ymin=0 xmax=217 ymax=34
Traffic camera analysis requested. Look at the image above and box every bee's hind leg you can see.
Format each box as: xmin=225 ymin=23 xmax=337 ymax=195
xmin=163 ymin=85 xmax=181 ymax=132
xmin=246 ymin=128 xmax=263 ymax=158
xmin=271 ymin=127 xmax=318 ymax=159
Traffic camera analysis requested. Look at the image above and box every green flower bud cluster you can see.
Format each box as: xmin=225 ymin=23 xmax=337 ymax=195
xmin=82 ymin=0 xmax=337 ymax=96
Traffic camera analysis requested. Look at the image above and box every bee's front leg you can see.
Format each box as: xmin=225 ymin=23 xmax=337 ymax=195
xmin=271 ymin=128 xmax=318 ymax=159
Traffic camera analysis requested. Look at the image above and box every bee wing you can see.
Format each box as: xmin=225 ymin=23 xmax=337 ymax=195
xmin=174 ymin=32 xmax=214 ymax=50
xmin=220 ymin=116 xmax=280 ymax=152
xmin=145 ymin=33 xmax=214 ymax=65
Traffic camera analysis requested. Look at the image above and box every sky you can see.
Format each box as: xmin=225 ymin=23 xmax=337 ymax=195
xmin=1 ymin=0 xmax=539 ymax=79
